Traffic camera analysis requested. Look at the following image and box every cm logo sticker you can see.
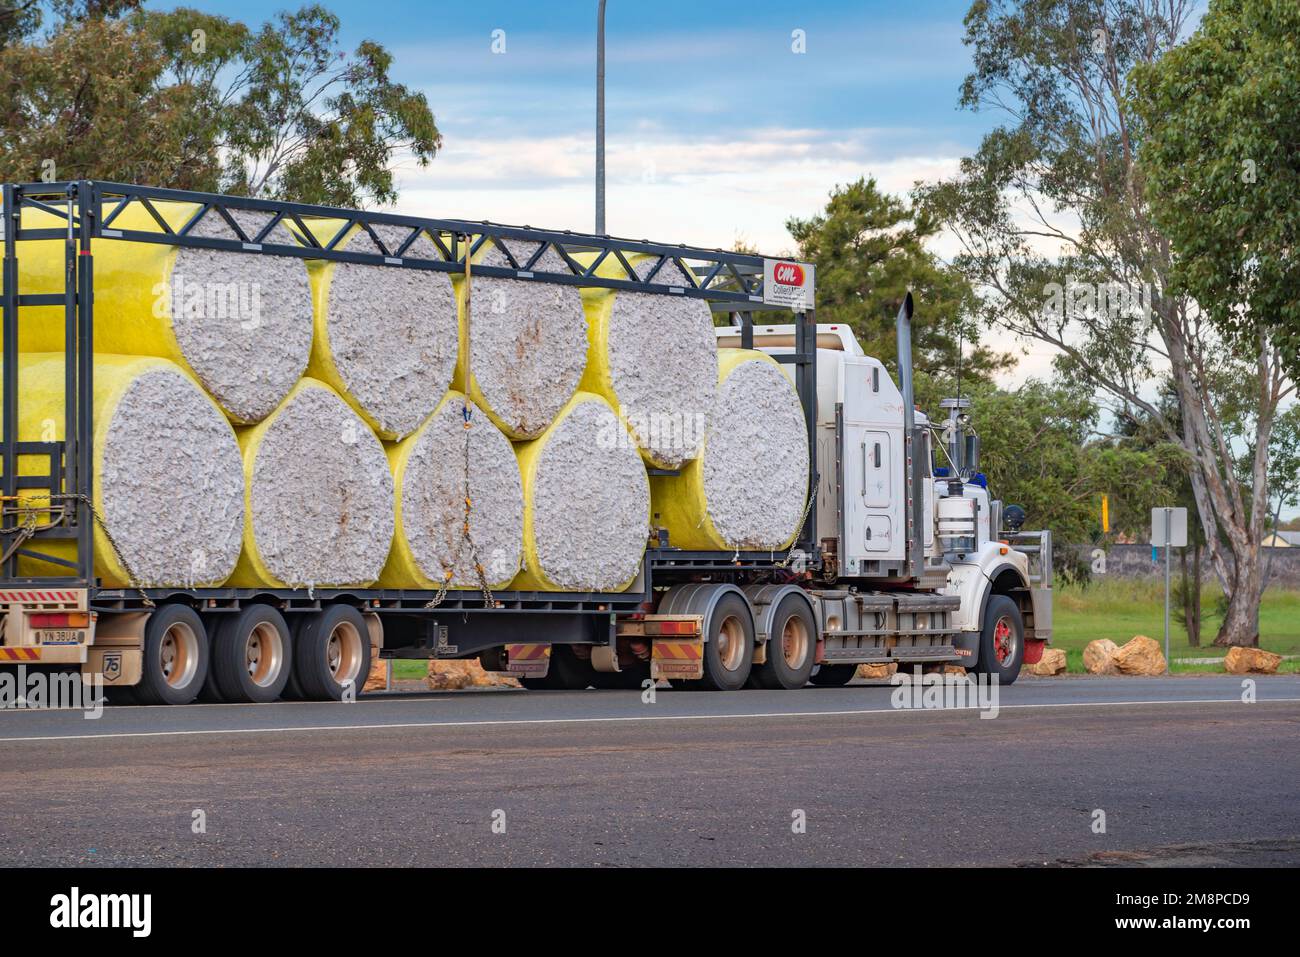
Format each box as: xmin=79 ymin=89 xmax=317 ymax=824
xmin=763 ymin=259 xmax=815 ymax=309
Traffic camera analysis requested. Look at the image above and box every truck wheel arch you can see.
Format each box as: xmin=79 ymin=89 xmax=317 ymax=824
xmin=981 ymin=564 xmax=1033 ymax=635
xmin=741 ymin=584 xmax=816 ymax=646
xmin=659 ymin=583 xmax=749 ymax=644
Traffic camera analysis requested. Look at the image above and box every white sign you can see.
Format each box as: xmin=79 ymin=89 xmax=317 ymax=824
xmin=1151 ymin=506 xmax=1188 ymax=547
xmin=763 ymin=259 xmax=816 ymax=310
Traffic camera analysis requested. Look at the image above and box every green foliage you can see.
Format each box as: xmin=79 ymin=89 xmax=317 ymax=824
xmin=956 ymin=379 xmax=1172 ymax=577
xmin=0 ymin=2 xmax=440 ymax=207
xmin=917 ymin=0 xmax=1292 ymax=643
xmin=786 ymin=178 xmax=1011 ymax=387
xmin=1130 ymin=0 xmax=1300 ymax=384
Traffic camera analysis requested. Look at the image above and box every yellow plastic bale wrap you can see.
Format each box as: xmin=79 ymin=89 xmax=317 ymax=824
xmin=229 ymin=377 xmax=395 ymax=589
xmin=380 ymin=390 xmax=524 ymax=590
xmin=650 ymin=350 xmax=809 ymax=551
xmin=5 ymin=353 xmax=245 ymax=587
xmin=512 ymin=391 xmax=650 ymax=592
xmin=450 ymin=236 xmax=588 ymax=440
xmin=575 ymin=253 xmax=717 ymax=469
xmin=296 ymin=219 xmax=458 ymax=440
xmin=12 ymin=201 xmax=313 ymax=424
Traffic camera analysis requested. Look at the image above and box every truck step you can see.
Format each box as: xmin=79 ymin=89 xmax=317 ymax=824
xmin=889 ymin=644 xmax=962 ymax=662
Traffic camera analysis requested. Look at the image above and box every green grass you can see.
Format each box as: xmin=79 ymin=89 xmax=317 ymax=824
xmin=1051 ymin=578 xmax=1300 ymax=673
xmin=392 ymin=660 xmax=426 ymax=680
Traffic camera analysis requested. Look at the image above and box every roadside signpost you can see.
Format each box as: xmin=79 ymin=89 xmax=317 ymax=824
xmin=1151 ymin=507 xmax=1188 ymax=674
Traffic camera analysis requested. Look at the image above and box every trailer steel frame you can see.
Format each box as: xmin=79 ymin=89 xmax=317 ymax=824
xmin=1 ymin=181 xmax=819 ymax=623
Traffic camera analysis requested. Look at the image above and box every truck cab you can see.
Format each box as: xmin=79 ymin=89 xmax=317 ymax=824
xmin=717 ymin=319 xmax=1053 ymax=679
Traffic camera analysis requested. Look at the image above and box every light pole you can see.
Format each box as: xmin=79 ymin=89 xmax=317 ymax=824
xmin=596 ymin=0 xmax=607 ymax=235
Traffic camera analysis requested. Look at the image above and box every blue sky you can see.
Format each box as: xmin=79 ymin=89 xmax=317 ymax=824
xmin=152 ymin=0 xmax=994 ymax=252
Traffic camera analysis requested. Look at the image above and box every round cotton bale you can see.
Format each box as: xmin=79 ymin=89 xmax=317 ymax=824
xmin=298 ymin=221 xmax=459 ymax=440
xmin=12 ymin=353 xmax=244 ymax=587
xmin=513 ymin=391 xmax=650 ymax=592
xmin=228 ymin=378 xmax=395 ymax=589
xmin=17 ymin=202 xmax=313 ymax=424
xmin=577 ymin=254 xmax=717 ymax=469
xmin=381 ymin=391 xmax=524 ymax=589
xmin=650 ymin=350 xmax=809 ymax=551
xmin=452 ymin=238 xmax=588 ymax=439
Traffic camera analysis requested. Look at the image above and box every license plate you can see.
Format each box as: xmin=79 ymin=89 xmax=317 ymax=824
xmin=37 ymin=630 xmax=84 ymax=646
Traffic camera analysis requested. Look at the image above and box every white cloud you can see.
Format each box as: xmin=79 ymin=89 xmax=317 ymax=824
xmin=389 ymin=128 xmax=963 ymax=254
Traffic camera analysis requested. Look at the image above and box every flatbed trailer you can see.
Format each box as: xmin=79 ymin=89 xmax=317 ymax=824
xmin=0 ymin=181 xmax=1051 ymax=703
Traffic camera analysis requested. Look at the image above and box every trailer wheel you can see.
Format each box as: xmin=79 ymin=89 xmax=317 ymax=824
xmin=692 ymin=593 xmax=754 ymax=691
xmin=750 ymin=597 xmax=817 ymax=689
xmin=294 ymin=605 xmax=370 ymax=701
xmin=211 ymin=605 xmax=292 ymax=703
xmin=974 ymin=595 xmax=1023 ymax=685
xmin=134 ymin=604 xmax=209 ymax=705
xmin=809 ymin=664 xmax=856 ymax=687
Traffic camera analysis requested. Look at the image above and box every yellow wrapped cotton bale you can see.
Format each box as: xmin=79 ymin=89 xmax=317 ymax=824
xmin=576 ymin=253 xmax=717 ymax=469
xmin=380 ymin=391 xmax=523 ymax=590
xmin=8 ymin=353 xmax=244 ymax=587
xmin=228 ymin=377 xmax=395 ymax=589
xmin=650 ymin=350 xmax=809 ymax=551
xmin=451 ymin=237 xmax=588 ymax=439
xmin=297 ymin=220 xmax=458 ymax=440
xmin=512 ymin=391 xmax=650 ymax=592
xmin=12 ymin=201 xmax=313 ymax=424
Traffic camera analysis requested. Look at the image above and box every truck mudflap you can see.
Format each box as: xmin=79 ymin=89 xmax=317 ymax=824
xmin=651 ymin=638 xmax=704 ymax=681
xmin=506 ymin=643 xmax=551 ymax=678
xmin=617 ymin=614 xmax=705 ymax=680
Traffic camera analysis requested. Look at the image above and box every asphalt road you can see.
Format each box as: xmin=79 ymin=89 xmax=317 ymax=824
xmin=1 ymin=675 xmax=1296 ymax=867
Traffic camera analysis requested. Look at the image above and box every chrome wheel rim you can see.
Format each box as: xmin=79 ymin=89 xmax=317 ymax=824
xmin=716 ymin=615 xmax=746 ymax=671
xmin=160 ymin=622 xmax=199 ymax=689
xmin=326 ymin=621 xmax=364 ymax=684
xmin=781 ymin=615 xmax=809 ymax=669
xmin=245 ymin=621 xmax=284 ymax=687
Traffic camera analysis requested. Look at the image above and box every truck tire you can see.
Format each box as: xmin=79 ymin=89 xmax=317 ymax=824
xmin=196 ymin=615 xmax=228 ymax=703
xmin=520 ymin=645 xmax=595 ymax=690
xmin=282 ymin=616 xmax=310 ymax=700
xmin=975 ymin=594 xmax=1023 ymax=685
xmin=134 ymin=604 xmax=209 ymax=706
xmin=809 ymin=664 xmax=856 ymax=687
xmin=293 ymin=604 xmax=370 ymax=701
xmin=692 ymin=593 xmax=754 ymax=691
xmin=211 ymin=604 xmax=292 ymax=703
xmin=750 ymin=596 xmax=817 ymax=689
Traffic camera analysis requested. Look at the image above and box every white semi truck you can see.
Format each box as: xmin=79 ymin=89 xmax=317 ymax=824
xmin=0 ymin=181 xmax=1051 ymax=703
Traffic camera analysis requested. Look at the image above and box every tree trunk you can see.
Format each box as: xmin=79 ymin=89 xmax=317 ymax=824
xmin=1214 ymin=548 xmax=1262 ymax=647
xmin=1181 ymin=545 xmax=1200 ymax=647
xmin=1191 ymin=544 xmax=1201 ymax=646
